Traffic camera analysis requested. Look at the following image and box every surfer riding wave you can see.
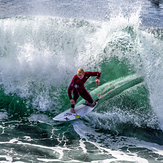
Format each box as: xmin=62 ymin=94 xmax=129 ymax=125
xmin=68 ymin=68 xmax=101 ymax=113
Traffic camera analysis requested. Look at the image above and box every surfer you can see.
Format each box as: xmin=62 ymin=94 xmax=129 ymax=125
xmin=68 ymin=68 xmax=101 ymax=113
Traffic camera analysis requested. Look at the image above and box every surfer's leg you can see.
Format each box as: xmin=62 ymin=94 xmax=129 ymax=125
xmin=71 ymin=89 xmax=79 ymax=113
xmin=80 ymin=88 xmax=96 ymax=106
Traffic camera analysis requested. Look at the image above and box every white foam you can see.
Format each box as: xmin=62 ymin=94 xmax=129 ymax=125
xmin=140 ymin=30 xmax=163 ymax=130
xmin=28 ymin=114 xmax=54 ymax=124
xmin=0 ymin=112 xmax=8 ymax=120
xmin=73 ymin=120 xmax=153 ymax=163
xmin=0 ymin=155 xmax=13 ymax=162
xmin=0 ymin=16 xmax=103 ymax=111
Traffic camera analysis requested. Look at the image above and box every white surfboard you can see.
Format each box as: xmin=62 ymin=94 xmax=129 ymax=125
xmin=53 ymin=103 xmax=97 ymax=121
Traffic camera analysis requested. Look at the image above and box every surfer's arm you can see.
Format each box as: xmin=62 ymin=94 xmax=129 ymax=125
xmin=68 ymin=84 xmax=73 ymax=100
xmin=86 ymin=71 xmax=101 ymax=85
xmin=86 ymin=71 xmax=101 ymax=79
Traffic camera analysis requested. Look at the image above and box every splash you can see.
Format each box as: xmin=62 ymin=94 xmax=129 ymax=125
xmin=140 ymin=29 xmax=163 ymax=130
xmin=0 ymin=9 xmax=162 ymax=131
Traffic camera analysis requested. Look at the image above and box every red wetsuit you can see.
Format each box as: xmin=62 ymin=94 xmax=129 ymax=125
xmin=68 ymin=71 xmax=101 ymax=108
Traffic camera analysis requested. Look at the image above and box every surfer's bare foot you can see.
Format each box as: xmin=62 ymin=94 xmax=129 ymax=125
xmin=90 ymin=102 xmax=96 ymax=106
xmin=86 ymin=101 xmax=97 ymax=106
xmin=71 ymin=108 xmax=76 ymax=113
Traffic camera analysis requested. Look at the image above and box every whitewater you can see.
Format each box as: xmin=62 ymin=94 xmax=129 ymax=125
xmin=0 ymin=0 xmax=163 ymax=162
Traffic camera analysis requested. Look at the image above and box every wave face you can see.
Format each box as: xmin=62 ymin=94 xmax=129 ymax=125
xmin=0 ymin=0 xmax=163 ymax=162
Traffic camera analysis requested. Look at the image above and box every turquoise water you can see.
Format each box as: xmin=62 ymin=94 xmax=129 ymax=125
xmin=0 ymin=0 xmax=163 ymax=162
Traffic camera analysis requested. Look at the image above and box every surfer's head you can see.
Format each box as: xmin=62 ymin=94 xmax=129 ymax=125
xmin=77 ymin=68 xmax=85 ymax=79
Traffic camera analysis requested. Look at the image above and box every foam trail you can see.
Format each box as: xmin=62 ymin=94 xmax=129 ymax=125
xmin=73 ymin=120 xmax=150 ymax=162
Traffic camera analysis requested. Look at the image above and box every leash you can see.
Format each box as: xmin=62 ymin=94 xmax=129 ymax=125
xmin=91 ymin=84 xmax=116 ymax=102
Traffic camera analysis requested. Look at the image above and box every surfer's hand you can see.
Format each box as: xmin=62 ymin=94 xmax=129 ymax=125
xmin=96 ymin=79 xmax=100 ymax=85
xmin=70 ymin=99 xmax=75 ymax=105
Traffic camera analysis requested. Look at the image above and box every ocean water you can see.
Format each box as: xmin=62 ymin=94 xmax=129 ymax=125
xmin=0 ymin=0 xmax=163 ymax=162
